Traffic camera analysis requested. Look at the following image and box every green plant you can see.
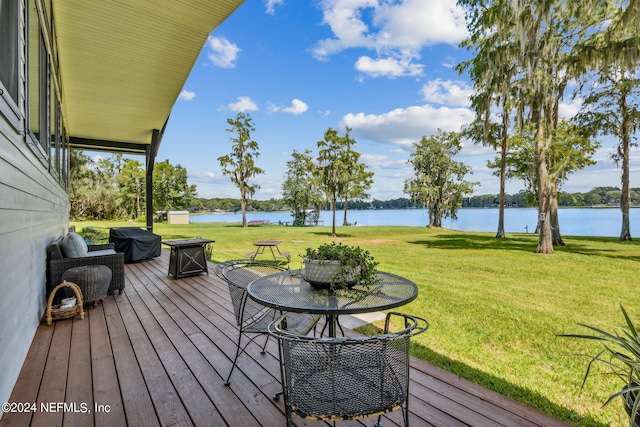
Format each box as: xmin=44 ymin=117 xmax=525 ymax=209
xmin=302 ymin=242 xmax=380 ymax=289
xmin=561 ymin=305 xmax=640 ymax=427
xmin=78 ymin=226 xmax=108 ymax=244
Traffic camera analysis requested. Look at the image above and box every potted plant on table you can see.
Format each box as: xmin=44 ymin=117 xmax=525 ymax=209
xmin=561 ymin=305 xmax=640 ymax=427
xmin=302 ymin=242 xmax=380 ymax=290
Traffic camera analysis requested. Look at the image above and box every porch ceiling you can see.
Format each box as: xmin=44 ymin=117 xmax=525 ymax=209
xmin=53 ymin=0 xmax=245 ymax=155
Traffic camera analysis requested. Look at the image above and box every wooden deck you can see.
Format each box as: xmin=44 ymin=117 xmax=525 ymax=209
xmin=1 ymin=251 xmax=569 ymax=427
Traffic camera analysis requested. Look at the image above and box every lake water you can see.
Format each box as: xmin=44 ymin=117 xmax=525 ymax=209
xmin=190 ymin=207 xmax=639 ymax=237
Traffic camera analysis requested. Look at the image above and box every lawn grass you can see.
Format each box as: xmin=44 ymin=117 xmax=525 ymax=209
xmin=72 ymin=220 xmax=640 ymax=426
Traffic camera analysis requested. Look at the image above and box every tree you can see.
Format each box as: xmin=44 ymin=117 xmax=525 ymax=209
xmin=281 ymin=149 xmax=324 ymax=226
xmin=457 ymin=13 xmax=518 ymax=239
xmin=493 ymin=121 xmax=599 ymax=244
xmin=69 ymin=151 xmax=120 ymax=220
xmin=316 ymin=127 xmax=352 ymax=237
xmin=458 ymin=0 xmax=611 ymax=253
xmin=218 ymin=112 xmax=265 ymax=228
xmin=337 ymin=133 xmax=374 ymax=226
xmin=403 ymin=131 xmax=477 ymax=227
xmin=577 ymin=66 xmax=640 ymax=241
xmin=152 ymin=160 xmax=196 ymax=220
xmin=117 ymin=159 xmax=145 ymax=220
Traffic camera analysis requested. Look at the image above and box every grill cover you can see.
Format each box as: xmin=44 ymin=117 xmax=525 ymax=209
xmin=109 ymin=228 xmax=161 ymax=263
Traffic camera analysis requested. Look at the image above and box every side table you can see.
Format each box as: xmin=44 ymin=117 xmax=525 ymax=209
xmin=61 ymin=265 xmax=112 ymax=307
xmin=162 ymin=239 xmax=215 ymax=279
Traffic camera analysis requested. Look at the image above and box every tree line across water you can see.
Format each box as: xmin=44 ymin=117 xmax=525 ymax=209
xmin=194 ymin=186 xmax=640 ymax=214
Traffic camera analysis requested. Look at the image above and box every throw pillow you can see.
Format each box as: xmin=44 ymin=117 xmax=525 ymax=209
xmin=62 ymin=232 xmax=88 ymax=257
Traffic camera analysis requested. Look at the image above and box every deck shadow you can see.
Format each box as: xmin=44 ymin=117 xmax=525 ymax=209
xmin=358 ymin=323 xmax=609 ymax=427
xmin=410 ymin=232 xmax=640 ymax=261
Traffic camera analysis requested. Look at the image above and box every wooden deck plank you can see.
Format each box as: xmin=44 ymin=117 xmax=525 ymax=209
xmin=113 ymin=279 xmax=192 ymax=427
xmin=0 ymin=251 xmax=571 ymax=427
xmin=0 ymin=324 xmax=54 ymax=427
xmin=64 ymin=315 xmax=94 ymax=427
xmin=131 ymin=258 xmax=284 ymax=426
xmin=122 ymin=271 xmax=221 ymax=426
xmin=102 ymin=292 xmax=162 ymax=427
xmin=89 ymin=301 xmax=127 ymax=427
xmin=29 ymin=318 xmax=71 ymax=427
xmin=127 ymin=265 xmax=249 ymax=425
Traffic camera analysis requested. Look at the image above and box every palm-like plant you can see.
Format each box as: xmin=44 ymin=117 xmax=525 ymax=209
xmin=561 ymin=305 xmax=640 ymax=427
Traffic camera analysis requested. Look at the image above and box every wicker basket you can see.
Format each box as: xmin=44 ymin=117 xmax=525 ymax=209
xmin=46 ymin=281 xmax=84 ymax=325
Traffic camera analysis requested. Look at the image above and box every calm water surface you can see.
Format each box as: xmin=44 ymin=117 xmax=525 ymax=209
xmin=190 ymin=207 xmax=638 ymax=237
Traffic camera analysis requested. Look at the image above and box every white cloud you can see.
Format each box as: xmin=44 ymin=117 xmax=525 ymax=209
xmin=341 ymin=104 xmax=475 ymax=146
xmin=313 ymin=0 xmax=467 ymax=77
xmin=283 ymin=99 xmax=308 ymax=115
xmin=558 ymin=96 xmax=583 ymax=119
xmin=372 ymin=0 xmax=468 ymax=49
xmin=265 ymin=0 xmax=284 ymax=15
xmin=420 ymin=79 xmax=473 ymax=107
xmin=207 ymin=36 xmax=241 ymax=68
xmin=360 ymin=153 xmax=408 ymax=169
xmin=178 ymin=90 xmax=196 ymax=101
xmin=189 ymin=171 xmax=220 ymax=183
xmin=355 ymin=55 xmax=423 ymax=78
xmin=228 ymin=96 xmax=259 ymax=112
xmin=313 ymin=0 xmax=378 ymax=59
xmin=271 ymin=99 xmax=309 ymax=115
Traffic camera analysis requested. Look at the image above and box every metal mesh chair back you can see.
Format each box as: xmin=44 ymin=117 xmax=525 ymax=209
xmin=222 ymin=261 xmax=287 ymax=328
xmin=269 ymin=311 xmax=428 ymax=427
xmin=215 ymin=260 xmax=321 ymax=386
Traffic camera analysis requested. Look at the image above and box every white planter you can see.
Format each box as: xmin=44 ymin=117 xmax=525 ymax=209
xmin=303 ymin=259 xmax=360 ymax=288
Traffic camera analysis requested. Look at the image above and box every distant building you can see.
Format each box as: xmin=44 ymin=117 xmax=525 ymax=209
xmin=168 ymin=211 xmax=191 ymax=225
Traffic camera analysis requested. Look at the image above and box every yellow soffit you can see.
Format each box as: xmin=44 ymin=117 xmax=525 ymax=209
xmin=53 ymin=0 xmax=245 ymax=151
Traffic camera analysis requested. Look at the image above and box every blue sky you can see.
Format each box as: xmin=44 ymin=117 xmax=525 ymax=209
xmin=153 ymin=0 xmax=638 ymax=201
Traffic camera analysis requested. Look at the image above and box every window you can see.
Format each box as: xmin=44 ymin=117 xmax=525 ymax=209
xmin=0 ymin=0 xmax=19 ymax=108
xmin=49 ymin=97 xmax=60 ymax=177
xmin=27 ymin=0 xmax=49 ymax=155
xmin=61 ymin=127 xmax=68 ymax=189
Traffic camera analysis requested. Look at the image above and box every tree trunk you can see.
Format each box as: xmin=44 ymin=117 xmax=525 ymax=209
xmin=343 ymin=198 xmax=349 ymax=226
xmin=432 ymin=207 xmax=442 ymax=227
xmin=619 ymin=93 xmax=632 ymax=241
xmin=535 ymin=117 xmax=553 ymax=254
xmin=496 ymin=124 xmax=507 ymax=238
xmin=241 ymin=189 xmax=247 ymax=228
xmin=331 ymin=193 xmax=337 ymax=237
xmin=550 ymin=183 xmax=565 ymax=246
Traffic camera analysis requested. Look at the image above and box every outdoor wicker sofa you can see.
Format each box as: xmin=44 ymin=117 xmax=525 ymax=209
xmin=46 ymin=233 xmax=125 ymax=295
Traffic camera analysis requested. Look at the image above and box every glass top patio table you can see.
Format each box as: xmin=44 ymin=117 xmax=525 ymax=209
xmin=247 ymin=269 xmax=418 ymax=337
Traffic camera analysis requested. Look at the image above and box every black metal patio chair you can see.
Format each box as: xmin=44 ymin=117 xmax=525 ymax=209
xmin=214 ymin=260 xmax=321 ymax=386
xmin=268 ymin=311 xmax=429 ymax=427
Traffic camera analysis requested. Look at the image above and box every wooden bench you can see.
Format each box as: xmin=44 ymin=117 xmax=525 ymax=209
xmin=275 ymin=252 xmax=291 ymax=262
xmin=244 ymin=251 xmax=257 ymax=260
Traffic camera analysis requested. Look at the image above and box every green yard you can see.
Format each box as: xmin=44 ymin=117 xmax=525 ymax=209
xmin=73 ymin=220 xmax=640 ymax=426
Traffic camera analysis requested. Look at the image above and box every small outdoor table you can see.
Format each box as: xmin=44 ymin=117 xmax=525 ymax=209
xmin=247 ymin=270 xmax=418 ymax=337
xmin=162 ymin=238 xmax=215 ymax=279
xmin=246 ymin=240 xmax=290 ymax=263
